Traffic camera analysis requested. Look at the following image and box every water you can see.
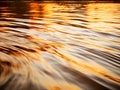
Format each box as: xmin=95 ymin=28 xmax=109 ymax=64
xmin=0 ymin=1 xmax=120 ymax=90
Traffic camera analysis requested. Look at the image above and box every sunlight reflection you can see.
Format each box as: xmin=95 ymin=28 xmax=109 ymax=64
xmin=29 ymin=2 xmax=40 ymax=19
xmin=86 ymin=3 xmax=120 ymax=32
xmin=0 ymin=1 xmax=120 ymax=90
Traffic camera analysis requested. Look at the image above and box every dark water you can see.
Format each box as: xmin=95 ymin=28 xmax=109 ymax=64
xmin=0 ymin=1 xmax=120 ymax=90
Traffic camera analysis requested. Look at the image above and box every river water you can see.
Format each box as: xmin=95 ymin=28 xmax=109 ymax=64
xmin=0 ymin=1 xmax=120 ymax=90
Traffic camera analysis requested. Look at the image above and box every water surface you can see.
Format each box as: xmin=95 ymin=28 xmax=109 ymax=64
xmin=0 ymin=1 xmax=120 ymax=90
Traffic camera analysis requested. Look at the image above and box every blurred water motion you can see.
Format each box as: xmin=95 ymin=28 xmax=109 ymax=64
xmin=0 ymin=1 xmax=120 ymax=90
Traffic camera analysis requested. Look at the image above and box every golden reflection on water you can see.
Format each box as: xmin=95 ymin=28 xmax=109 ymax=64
xmin=0 ymin=1 xmax=120 ymax=90
xmin=24 ymin=1 xmax=120 ymax=84
xmin=29 ymin=2 xmax=40 ymax=19
xmin=29 ymin=2 xmax=55 ymax=19
xmin=86 ymin=3 xmax=120 ymax=32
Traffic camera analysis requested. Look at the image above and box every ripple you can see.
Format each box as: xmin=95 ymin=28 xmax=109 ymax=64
xmin=0 ymin=1 xmax=120 ymax=90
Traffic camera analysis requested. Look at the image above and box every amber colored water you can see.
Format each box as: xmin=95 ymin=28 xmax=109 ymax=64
xmin=0 ymin=1 xmax=120 ymax=90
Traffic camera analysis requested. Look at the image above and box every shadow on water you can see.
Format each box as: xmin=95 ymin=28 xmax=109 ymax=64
xmin=0 ymin=1 xmax=120 ymax=90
